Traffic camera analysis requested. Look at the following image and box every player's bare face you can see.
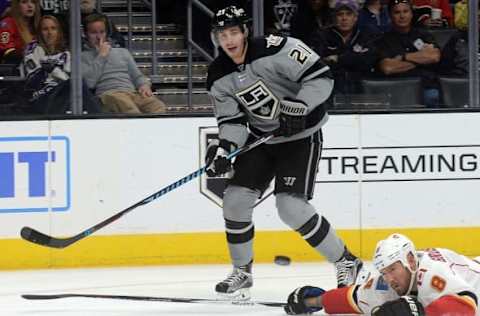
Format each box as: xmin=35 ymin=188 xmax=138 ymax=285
xmin=390 ymin=4 xmax=413 ymax=32
xmin=19 ymin=0 xmax=35 ymax=18
xmin=380 ymin=261 xmax=412 ymax=295
xmin=86 ymin=21 xmax=107 ymax=48
xmin=40 ymin=19 xmax=58 ymax=49
xmin=217 ymin=26 xmax=247 ymax=64
xmin=335 ymin=9 xmax=357 ymax=34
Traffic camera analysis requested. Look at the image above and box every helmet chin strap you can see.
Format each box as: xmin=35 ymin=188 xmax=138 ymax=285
xmin=403 ymin=261 xmax=418 ymax=296
xmin=240 ymin=39 xmax=248 ymax=60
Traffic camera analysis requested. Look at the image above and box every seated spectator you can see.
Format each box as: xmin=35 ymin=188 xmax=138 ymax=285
xmin=291 ymin=0 xmax=334 ymax=45
xmin=358 ymin=0 xmax=391 ymax=35
xmin=412 ymin=0 xmax=453 ymax=28
xmin=39 ymin=0 xmax=68 ymax=38
xmin=81 ymin=13 xmax=166 ymax=114
xmin=311 ymin=0 xmax=377 ymax=93
xmin=80 ymin=0 xmax=124 ymax=48
xmin=376 ymin=0 xmax=441 ymax=107
xmin=22 ymin=15 xmax=101 ymax=114
xmin=0 ymin=0 xmax=39 ymax=64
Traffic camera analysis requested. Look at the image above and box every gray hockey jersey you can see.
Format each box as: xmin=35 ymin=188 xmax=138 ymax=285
xmin=207 ymin=34 xmax=333 ymax=148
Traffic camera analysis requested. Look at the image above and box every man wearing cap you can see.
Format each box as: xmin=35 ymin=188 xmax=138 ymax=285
xmin=311 ymin=0 xmax=377 ymax=94
xmin=375 ymin=0 xmax=441 ymax=107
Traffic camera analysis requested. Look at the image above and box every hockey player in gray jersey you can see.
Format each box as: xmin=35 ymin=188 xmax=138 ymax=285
xmin=205 ymin=5 xmax=363 ymax=300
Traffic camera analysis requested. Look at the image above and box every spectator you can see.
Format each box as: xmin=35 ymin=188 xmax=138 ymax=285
xmin=412 ymin=0 xmax=453 ymax=27
xmin=312 ymin=0 xmax=377 ymax=93
xmin=376 ymin=0 xmax=441 ymax=107
xmin=22 ymin=15 xmax=101 ymax=114
xmin=357 ymin=0 xmax=391 ymax=35
xmin=39 ymin=0 xmax=68 ymax=36
xmin=0 ymin=0 xmax=40 ymax=64
xmin=81 ymin=13 xmax=166 ymax=114
xmin=291 ymin=0 xmax=334 ymax=45
xmin=80 ymin=0 xmax=124 ymax=48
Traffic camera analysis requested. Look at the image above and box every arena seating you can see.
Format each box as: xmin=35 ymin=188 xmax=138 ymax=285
xmin=439 ymin=77 xmax=469 ymax=108
xmin=101 ymin=0 xmax=212 ymax=112
xmin=361 ymin=78 xmax=424 ymax=108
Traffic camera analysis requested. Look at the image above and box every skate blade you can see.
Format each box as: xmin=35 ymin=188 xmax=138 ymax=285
xmin=216 ymin=288 xmax=251 ymax=301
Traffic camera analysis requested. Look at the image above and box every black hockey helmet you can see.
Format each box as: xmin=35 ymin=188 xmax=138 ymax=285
xmin=211 ymin=6 xmax=249 ymax=32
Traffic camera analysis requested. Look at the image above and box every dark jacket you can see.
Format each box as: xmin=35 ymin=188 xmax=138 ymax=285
xmin=439 ymin=30 xmax=477 ymax=77
xmin=311 ymin=26 xmax=377 ymax=93
xmin=357 ymin=6 xmax=391 ymax=36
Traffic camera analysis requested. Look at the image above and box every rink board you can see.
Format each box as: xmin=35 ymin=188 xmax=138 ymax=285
xmin=1 ymin=113 xmax=480 ymax=269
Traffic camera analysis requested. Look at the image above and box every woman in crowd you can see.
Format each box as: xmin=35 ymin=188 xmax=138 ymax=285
xmin=0 ymin=0 xmax=40 ymax=64
xmin=23 ymin=15 xmax=100 ymax=114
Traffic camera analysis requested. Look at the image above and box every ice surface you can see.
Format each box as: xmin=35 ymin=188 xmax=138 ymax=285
xmin=0 ymin=262 xmax=359 ymax=315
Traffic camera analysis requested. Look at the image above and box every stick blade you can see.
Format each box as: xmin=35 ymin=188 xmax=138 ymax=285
xmin=22 ymin=294 xmax=63 ymax=300
xmin=20 ymin=227 xmax=65 ymax=249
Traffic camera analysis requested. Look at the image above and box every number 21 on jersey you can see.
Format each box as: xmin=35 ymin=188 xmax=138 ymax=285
xmin=288 ymin=43 xmax=313 ymax=65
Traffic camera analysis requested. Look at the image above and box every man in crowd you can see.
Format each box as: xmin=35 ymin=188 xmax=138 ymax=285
xmin=80 ymin=0 xmax=124 ymax=48
xmin=312 ymin=0 xmax=377 ymax=94
xmin=375 ymin=0 xmax=441 ymax=107
xmin=285 ymin=233 xmax=479 ymax=315
xmin=81 ymin=13 xmax=165 ymax=114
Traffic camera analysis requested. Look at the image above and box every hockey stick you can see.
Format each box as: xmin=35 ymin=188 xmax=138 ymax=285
xmin=20 ymin=134 xmax=273 ymax=249
xmin=22 ymin=293 xmax=286 ymax=308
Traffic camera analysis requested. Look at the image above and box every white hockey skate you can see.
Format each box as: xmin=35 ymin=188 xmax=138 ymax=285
xmin=335 ymin=249 xmax=364 ymax=288
xmin=215 ymin=265 xmax=253 ymax=301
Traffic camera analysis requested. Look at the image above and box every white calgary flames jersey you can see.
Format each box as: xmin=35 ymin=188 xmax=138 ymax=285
xmin=355 ymin=248 xmax=480 ymax=314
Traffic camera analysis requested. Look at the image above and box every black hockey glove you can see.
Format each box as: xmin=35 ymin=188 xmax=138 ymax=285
xmin=284 ymin=286 xmax=325 ymax=315
xmin=371 ymin=296 xmax=425 ymax=316
xmin=205 ymin=139 xmax=237 ymax=177
xmin=276 ymin=98 xmax=309 ymax=137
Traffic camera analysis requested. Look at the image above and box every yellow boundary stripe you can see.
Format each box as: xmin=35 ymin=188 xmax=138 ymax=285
xmin=3 ymin=227 xmax=480 ymax=270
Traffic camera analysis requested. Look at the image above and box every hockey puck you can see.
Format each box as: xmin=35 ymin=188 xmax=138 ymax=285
xmin=274 ymin=255 xmax=291 ymax=266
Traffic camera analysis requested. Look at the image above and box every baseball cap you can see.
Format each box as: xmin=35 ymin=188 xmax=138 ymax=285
xmin=334 ymin=0 xmax=359 ymax=12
